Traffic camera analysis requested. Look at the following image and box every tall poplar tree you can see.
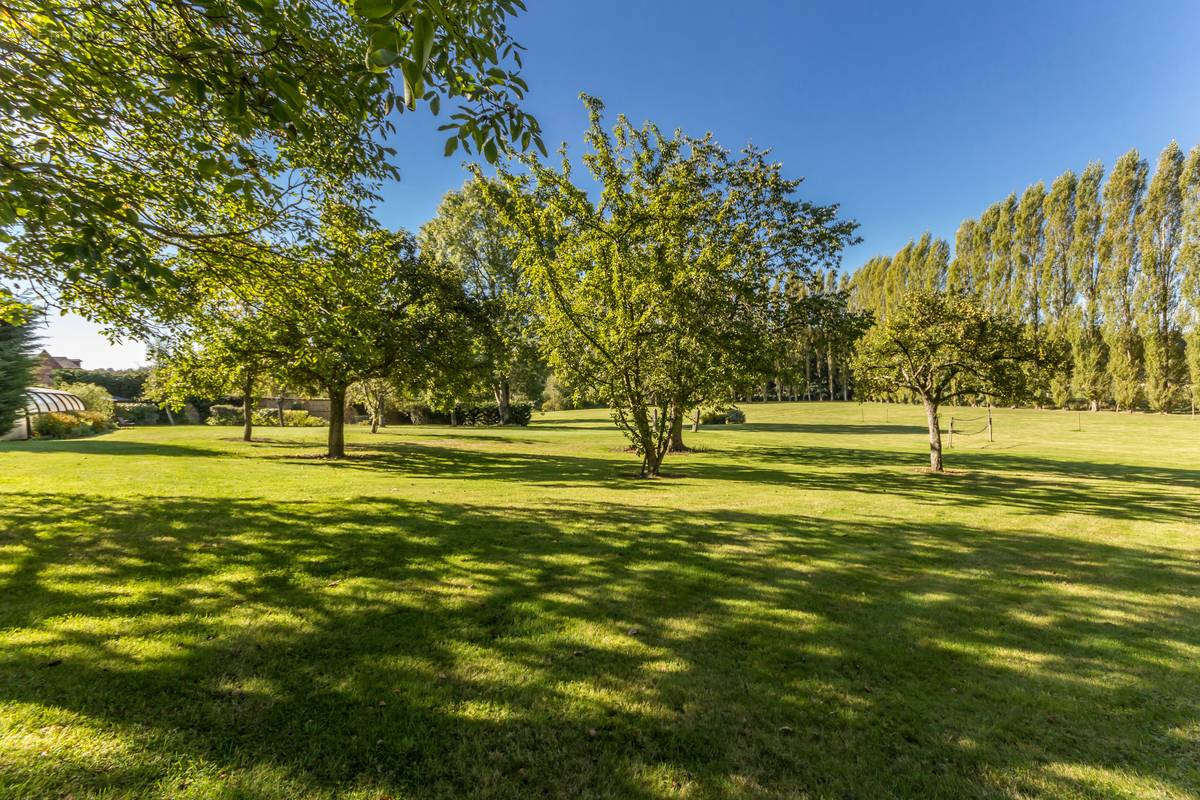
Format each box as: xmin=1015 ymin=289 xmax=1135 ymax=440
xmin=1136 ymin=142 xmax=1186 ymax=411
xmin=1012 ymin=183 xmax=1047 ymax=331
xmin=988 ymin=195 xmax=1017 ymax=312
xmin=947 ymin=219 xmax=979 ymax=294
xmin=1179 ymin=145 xmax=1200 ymax=410
xmin=1099 ymin=149 xmax=1148 ymax=410
xmin=1042 ymin=171 xmax=1077 ymax=406
xmin=1070 ymin=162 xmax=1107 ymax=409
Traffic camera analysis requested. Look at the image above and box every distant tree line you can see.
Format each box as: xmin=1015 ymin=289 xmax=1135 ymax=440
xmin=849 ymin=143 xmax=1200 ymax=412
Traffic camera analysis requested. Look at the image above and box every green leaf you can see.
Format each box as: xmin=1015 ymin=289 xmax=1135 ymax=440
xmin=411 ymin=14 xmax=435 ymax=74
xmin=274 ymin=79 xmax=305 ymax=112
xmin=353 ymin=0 xmax=395 ymax=19
xmin=368 ymin=48 xmax=399 ymax=71
xmin=444 ymin=136 xmax=458 ymax=157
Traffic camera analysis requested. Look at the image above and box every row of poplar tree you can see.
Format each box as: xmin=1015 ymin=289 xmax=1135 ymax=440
xmin=849 ymin=142 xmax=1200 ymax=412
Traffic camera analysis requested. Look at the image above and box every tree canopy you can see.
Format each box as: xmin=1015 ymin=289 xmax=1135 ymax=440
xmin=852 ymin=291 xmax=1062 ymax=471
xmin=1 ymin=0 xmax=542 ymax=331
xmin=481 ymin=95 xmax=857 ymax=476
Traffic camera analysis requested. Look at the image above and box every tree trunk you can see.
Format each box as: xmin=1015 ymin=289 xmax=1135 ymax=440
xmin=495 ymin=378 xmax=511 ymax=425
xmin=804 ymin=357 xmax=811 ymax=400
xmin=923 ymin=397 xmax=943 ymax=472
xmin=842 ymin=365 xmax=850 ymax=401
xmin=691 ymin=407 xmax=701 ymax=433
xmin=327 ymin=385 xmax=346 ymax=458
xmin=668 ymin=405 xmax=687 ymax=452
xmin=276 ymin=396 xmax=286 ymax=427
xmin=241 ymin=376 xmax=254 ymax=442
xmin=775 ymin=378 xmax=783 ymax=402
xmin=827 ymin=344 xmax=834 ymax=401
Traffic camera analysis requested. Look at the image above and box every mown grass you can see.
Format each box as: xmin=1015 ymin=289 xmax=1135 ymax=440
xmin=1 ymin=402 xmax=1197 ymax=799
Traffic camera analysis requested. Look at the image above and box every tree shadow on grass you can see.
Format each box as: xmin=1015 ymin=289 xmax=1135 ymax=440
xmin=1 ymin=492 xmax=1198 ymax=798
xmin=0 ymin=436 xmax=222 ymax=458
xmin=740 ymin=443 xmax=1199 ymax=524
xmin=728 ymin=422 xmax=929 ymax=435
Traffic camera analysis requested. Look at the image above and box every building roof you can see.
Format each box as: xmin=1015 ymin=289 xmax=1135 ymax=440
xmin=37 ymin=350 xmax=83 ymax=370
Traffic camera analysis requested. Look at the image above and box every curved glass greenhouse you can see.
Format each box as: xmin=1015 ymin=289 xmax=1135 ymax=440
xmin=2 ymin=387 xmax=86 ymax=441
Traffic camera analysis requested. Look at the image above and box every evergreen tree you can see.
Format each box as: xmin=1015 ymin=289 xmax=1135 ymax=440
xmin=1099 ymin=149 xmax=1148 ymax=410
xmin=0 ymin=300 xmax=37 ymax=435
xmin=1136 ymin=143 xmax=1187 ymax=411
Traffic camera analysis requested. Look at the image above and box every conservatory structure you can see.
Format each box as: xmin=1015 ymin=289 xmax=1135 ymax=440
xmin=1 ymin=387 xmax=86 ymax=441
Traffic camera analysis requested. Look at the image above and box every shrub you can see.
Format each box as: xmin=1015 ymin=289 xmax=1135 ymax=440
xmin=458 ymin=403 xmax=532 ymax=427
xmin=33 ymin=410 xmax=114 ymax=438
xmin=285 ymin=409 xmax=327 ymax=427
xmin=57 ymin=382 xmax=115 ymax=419
xmin=700 ymin=405 xmax=745 ymax=425
xmin=250 ymin=407 xmax=327 ymax=427
xmin=205 ymin=404 xmax=244 ymax=425
xmin=508 ymin=403 xmax=533 ymax=426
xmin=114 ymin=402 xmax=160 ymax=425
xmin=402 ymin=404 xmax=448 ymax=425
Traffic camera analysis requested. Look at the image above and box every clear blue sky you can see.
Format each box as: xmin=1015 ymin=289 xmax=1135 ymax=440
xmin=46 ymin=0 xmax=1200 ymax=367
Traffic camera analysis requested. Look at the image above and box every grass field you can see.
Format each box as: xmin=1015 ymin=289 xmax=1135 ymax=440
xmin=1 ymin=402 xmax=1198 ymax=799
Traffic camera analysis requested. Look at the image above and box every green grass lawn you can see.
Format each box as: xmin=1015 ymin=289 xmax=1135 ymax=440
xmin=1 ymin=402 xmax=1198 ymax=799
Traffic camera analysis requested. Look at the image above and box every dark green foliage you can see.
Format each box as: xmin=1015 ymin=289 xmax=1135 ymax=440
xmin=204 ymin=405 xmax=244 ymax=426
xmin=54 ymin=368 xmax=150 ymax=400
xmin=700 ymin=405 xmax=745 ymax=425
xmin=114 ymin=402 xmax=161 ymax=426
xmin=0 ymin=315 xmax=37 ymax=433
xmin=399 ymin=402 xmax=531 ymax=426
xmin=251 ymin=408 xmax=327 ymax=427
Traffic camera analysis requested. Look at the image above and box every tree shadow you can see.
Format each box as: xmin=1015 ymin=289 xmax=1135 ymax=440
xmin=736 ymin=442 xmax=1199 ymax=523
xmin=731 ymin=422 xmax=928 ymax=435
xmin=2 ymin=492 xmax=1198 ymax=798
xmin=0 ymin=436 xmax=221 ymax=458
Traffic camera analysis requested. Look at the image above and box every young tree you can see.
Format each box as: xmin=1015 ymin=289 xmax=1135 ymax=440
xmin=257 ymin=208 xmax=475 ymax=458
xmin=482 ymin=96 xmax=856 ymax=476
xmin=147 ymin=310 xmax=279 ymax=442
xmin=1136 ymin=142 xmax=1187 ymax=411
xmin=852 ymin=292 xmax=1059 ymax=472
xmin=1070 ymin=162 xmax=1108 ymax=410
xmin=1099 ymin=150 xmax=1149 ymax=410
xmin=419 ymin=177 xmax=544 ymax=424
xmin=350 ymin=378 xmax=401 ymax=434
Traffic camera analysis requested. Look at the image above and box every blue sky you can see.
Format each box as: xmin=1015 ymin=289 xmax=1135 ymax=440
xmin=45 ymin=0 xmax=1200 ymax=367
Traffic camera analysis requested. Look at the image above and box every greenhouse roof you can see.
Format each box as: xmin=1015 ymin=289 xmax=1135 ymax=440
xmin=26 ymin=387 xmax=86 ymax=414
